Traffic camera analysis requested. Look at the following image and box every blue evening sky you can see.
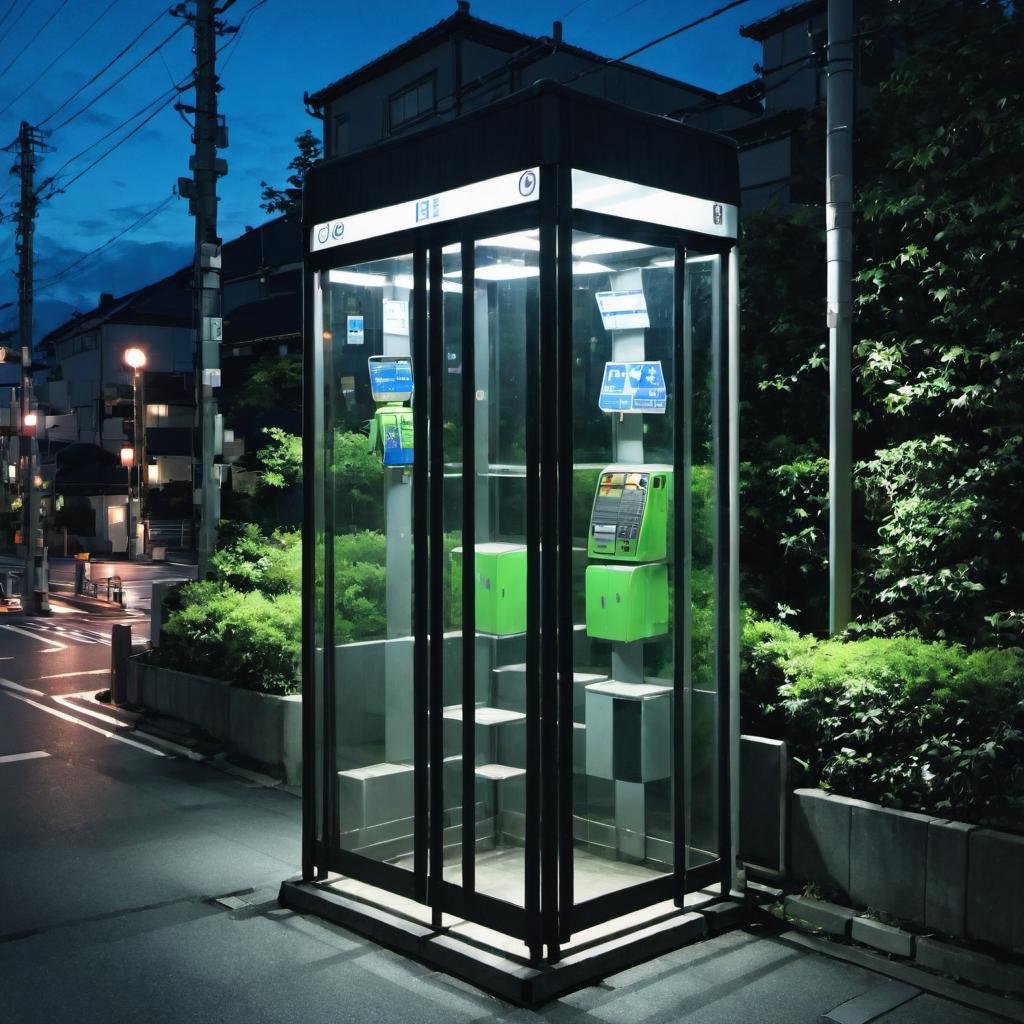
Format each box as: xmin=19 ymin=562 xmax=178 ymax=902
xmin=0 ymin=0 xmax=783 ymax=341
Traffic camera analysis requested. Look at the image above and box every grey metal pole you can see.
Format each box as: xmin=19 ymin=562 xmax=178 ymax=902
xmin=174 ymin=0 xmax=232 ymax=577
xmin=827 ymin=0 xmax=854 ymax=634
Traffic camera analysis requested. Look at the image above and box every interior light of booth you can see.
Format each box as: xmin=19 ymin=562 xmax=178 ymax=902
xmin=474 ymin=264 xmax=539 ymax=281
xmin=481 ymin=231 xmax=541 ymax=252
xmin=571 ymin=238 xmax=651 ymax=257
xmin=572 ymin=261 xmax=613 ymax=275
xmin=328 ymin=270 xmax=388 ymax=287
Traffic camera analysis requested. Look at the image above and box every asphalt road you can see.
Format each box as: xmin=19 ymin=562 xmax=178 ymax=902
xmin=45 ymin=557 xmax=198 ymax=612
xmin=0 ymin=602 xmax=1013 ymax=1023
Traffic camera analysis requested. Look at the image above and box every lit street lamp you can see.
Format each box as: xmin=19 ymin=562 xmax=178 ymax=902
xmin=123 ymin=347 xmax=147 ymax=559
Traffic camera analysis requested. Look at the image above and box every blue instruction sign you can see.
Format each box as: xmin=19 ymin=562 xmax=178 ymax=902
xmin=599 ymin=361 xmax=667 ymax=414
xmin=368 ymin=356 xmax=414 ymax=403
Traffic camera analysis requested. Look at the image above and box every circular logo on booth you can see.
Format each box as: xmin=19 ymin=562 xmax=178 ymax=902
xmin=332 ymin=221 xmax=345 ymax=239
xmin=518 ymin=170 xmax=537 ymax=197
xmin=316 ymin=225 xmax=330 ymax=244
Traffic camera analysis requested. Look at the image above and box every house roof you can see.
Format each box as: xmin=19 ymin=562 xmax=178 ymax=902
xmin=41 ymin=268 xmax=192 ymax=346
xmin=223 ymin=293 xmax=301 ymax=346
xmin=739 ymin=0 xmax=825 ymax=41
xmin=305 ymin=3 xmax=723 ymax=110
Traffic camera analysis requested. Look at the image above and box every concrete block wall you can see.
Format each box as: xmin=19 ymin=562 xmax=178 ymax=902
xmin=790 ymin=788 xmax=1023 ymax=955
xmin=129 ymin=660 xmax=302 ymax=785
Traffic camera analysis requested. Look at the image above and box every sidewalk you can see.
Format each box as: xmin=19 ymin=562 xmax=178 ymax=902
xmin=0 ymin=714 xmax=1017 ymax=1024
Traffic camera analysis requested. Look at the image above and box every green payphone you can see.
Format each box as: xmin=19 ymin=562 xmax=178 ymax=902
xmin=585 ymin=464 xmax=671 ymax=643
xmin=451 ymin=542 xmax=527 ymax=636
xmin=587 ymin=467 xmax=670 ymax=561
xmin=367 ymin=355 xmax=414 ymax=466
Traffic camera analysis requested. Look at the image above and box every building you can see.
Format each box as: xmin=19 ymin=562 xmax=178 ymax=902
xmin=38 ymin=273 xmax=194 ymax=554
xmin=715 ymin=0 xmax=902 ymax=209
xmin=304 ymin=1 xmax=757 ymax=159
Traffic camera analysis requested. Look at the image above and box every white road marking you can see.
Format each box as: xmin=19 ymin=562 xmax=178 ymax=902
xmin=53 ymin=692 xmax=205 ymax=762
xmin=0 ymin=677 xmax=45 ymax=697
xmin=0 ymin=750 xmax=50 ymax=764
xmin=31 ymin=668 xmax=109 ymax=681
xmin=0 ymin=689 xmax=166 ymax=758
xmin=0 ymin=622 xmax=65 ymax=650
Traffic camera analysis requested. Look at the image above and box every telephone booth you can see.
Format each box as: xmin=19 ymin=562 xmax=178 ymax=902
xmin=287 ymin=82 xmax=740 ymax=1002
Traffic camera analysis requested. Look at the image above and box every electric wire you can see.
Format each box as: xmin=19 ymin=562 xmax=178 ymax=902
xmin=37 ymin=5 xmax=168 ymax=128
xmin=33 ymin=191 xmax=176 ymax=293
xmin=219 ymin=0 xmax=269 ymax=74
xmin=0 ymin=0 xmax=34 ymax=50
xmin=49 ymin=20 xmax=188 ymax=133
xmin=0 ymin=0 xmax=71 ymax=86
xmin=0 ymin=0 xmax=18 ymax=38
xmin=0 ymin=0 xmax=123 ymax=119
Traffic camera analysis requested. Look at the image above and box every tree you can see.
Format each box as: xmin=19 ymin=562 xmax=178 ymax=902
xmin=260 ymin=129 xmax=322 ymax=219
xmin=740 ymin=1 xmax=1024 ymax=644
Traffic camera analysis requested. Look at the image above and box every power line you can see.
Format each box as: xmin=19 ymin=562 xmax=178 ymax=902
xmin=0 ymin=0 xmax=122 ymax=119
xmin=40 ymin=96 xmax=177 ymax=200
xmin=562 ymin=0 xmax=758 ymax=85
xmin=0 ymin=0 xmax=18 ymax=38
xmin=35 ymin=19 xmax=241 ymax=203
xmin=33 ymin=191 xmax=176 ymax=293
xmin=0 ymin=0 xmax=34 ymax=49
xmin=50 ymin=20 xmax=188 ymax=133
xmin=219 ymin=0 xmax=269 ymax=73
xmin=0 ymin=0 xmax=70 ymax=85
xmin=38 ymin=6 xmax=168 ymax=128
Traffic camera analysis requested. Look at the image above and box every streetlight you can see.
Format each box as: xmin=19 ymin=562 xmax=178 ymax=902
xmin=123 ymin=347 xmax=146 ymax=559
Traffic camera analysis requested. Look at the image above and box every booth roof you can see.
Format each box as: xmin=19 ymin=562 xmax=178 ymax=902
xmin=303 ymin=80 xmax=740 ymax=228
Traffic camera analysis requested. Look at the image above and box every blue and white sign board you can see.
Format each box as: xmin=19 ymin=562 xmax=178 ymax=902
xmin=311 ymin=168 xmax=540 ymax=254
xmin=599 ymin=361 xmax=667 ymax=414
xmin=369 ymin=356 xmax=414 ymax=404
xmin=347 ymin=315 xmax=364 ymax=345
xmin=595 ymin=290 xmax=650 ymax=332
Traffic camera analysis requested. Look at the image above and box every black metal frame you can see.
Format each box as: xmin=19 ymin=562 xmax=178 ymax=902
xmin=303 ymin=177 xmax=735 ymax=955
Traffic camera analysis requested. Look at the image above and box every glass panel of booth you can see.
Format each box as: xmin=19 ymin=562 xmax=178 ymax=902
xmin=569 ymin=237 xmax=723 ymax=901
xmin=440 ymin=235 xmax=537 ymax=908
xmin=321 ymin=253 xmax=419 ymax=871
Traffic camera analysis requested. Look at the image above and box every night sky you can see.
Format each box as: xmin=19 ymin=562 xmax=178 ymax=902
xmin=0 ymin=0 xmax=781 ymax=348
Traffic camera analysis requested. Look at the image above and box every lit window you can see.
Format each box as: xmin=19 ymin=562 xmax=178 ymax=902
xmin=108 ymin=506 xmax=125 ymax=525
xmin=388 ymin=74 xmax=436 ymax=133
xmin=147 ymin=404 xmax=169 ymax=424
xmin=147 ymin=464 xmax=161 ymax=485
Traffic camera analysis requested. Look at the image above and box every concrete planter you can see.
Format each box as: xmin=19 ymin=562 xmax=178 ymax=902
xmin=129 ymin=658 xmax=301 ymax=786
xmin=789 ymin=788 xmax=1023 ymax=955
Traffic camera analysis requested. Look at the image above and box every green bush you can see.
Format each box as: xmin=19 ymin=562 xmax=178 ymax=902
xmin=158 ymin=581 xmax=300 ymax=695
xmin=743 ymin=619 xmax=1024 ymax=829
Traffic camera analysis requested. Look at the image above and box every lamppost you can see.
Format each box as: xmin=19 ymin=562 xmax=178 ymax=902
xmin=123 ymin=346 xmax=146 ymax=559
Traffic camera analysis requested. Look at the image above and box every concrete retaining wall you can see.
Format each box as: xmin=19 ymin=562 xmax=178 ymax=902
xmin=129 ymin=659 xmax=301 ymax=786
xmin=790 ymin=788 xmax=1023 ymax=955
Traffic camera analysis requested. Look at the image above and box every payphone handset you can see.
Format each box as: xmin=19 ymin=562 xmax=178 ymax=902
xmin=587 ymin=464 xmax=671 ymax=561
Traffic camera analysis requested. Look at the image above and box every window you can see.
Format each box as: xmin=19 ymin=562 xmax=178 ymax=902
xmin=387 ymin=74 xmax=436 ymax=133
xmin=332 ymin=113 xmax=350 ymax=156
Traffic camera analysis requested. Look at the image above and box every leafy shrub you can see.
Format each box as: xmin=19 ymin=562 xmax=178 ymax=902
xmin=743 ymin=619 xmax=1024 ymax=829
xmin=158 ymin=582 xmax=300 ymax=695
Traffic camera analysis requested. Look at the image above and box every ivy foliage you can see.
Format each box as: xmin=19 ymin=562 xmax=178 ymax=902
xmin=741 ymin=1 xmax=1024 ymax=643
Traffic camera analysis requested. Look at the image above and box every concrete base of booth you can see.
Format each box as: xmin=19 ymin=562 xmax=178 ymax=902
xmin=279 ymin=878 xmax=738 ymax=1006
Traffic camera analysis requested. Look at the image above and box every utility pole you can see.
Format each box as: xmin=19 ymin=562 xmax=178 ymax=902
xmin=826 ymin=0 xmax=854 ymax=634
xmin=173 ymin=0 xmax=234 ymax=578
xmin=5 ymin=122 xmax=52 ymax=613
